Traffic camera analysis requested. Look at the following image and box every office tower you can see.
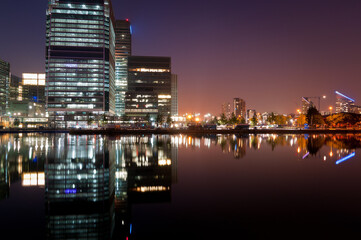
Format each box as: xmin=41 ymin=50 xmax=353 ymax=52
xmin=222 ymin=102 xmax=231 ymax=119
xmin=115 ymin=20 xmax=132 ymax=116
xmin=0 ymin=59 xmax=10 ymax=116
xmin=22 ymin=73 xmax=46 ymax=103
xmin=125 ymin=56 xmax=172 ymax=119
xmin=233 ymin=98 xmax=246 ymax=119
xmin=335 ymin=91 xmax=355 ymax=113
xmin=171 ymin=74 xmax=178 ymax=116
xmin=46 ymin=0 xmax=116 ymax=128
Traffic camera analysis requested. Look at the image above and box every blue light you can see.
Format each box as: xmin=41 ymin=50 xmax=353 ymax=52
xmin=335 ymin=91 xmax=355 ymax=102
xmin=130 ymin=25 xmax=133 ymax=35
xmin=64 ymin=189 xmax=77 ymax=194
xmin=336 ymin=152 xmax=356 ymax=165
xmin=130 ymin=224 xmax=132 ymax=234
xmin=302 ymin=97 xmax=310 ymax=104
xmin=33 ymin=156 xmax=37 ymax=162
xmin=302 ymin=152 xmax=309 ymax=159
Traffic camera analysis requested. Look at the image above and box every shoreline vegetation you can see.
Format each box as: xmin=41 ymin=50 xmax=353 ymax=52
xmin=1 ymin=128 xmax=361 ymax=135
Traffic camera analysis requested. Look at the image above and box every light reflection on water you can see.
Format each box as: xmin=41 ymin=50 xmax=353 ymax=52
xmin=0 ymin=133 xmax=361 ymax=239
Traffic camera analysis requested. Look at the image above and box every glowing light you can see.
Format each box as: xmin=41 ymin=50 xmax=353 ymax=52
xmin=158 ymin=95 xmax=171 ymax=99
xmin=335 ymin=91 xmax=355 ymax=102
xmin=335 ymin=152 xmax=355 ymax=165
xmin=64 ymin=189 xmax=77 ymax=194
xmin=302 ymin=152 xmax=309 ymax=159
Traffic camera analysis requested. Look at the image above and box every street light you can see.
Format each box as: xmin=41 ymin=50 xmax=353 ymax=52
xmin=329 ymin=106 xmax=333 ymax=114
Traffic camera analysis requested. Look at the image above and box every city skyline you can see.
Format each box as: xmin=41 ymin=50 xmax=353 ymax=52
xmin=1 ymin=0 xmax=361 ymax=115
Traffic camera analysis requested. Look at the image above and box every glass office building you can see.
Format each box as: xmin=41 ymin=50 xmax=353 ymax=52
xmin=115 ymin=20 xmax=132 ymax=116
xmin=126 ymin=56 xmax=172 ymax=119
xmin=0 ymin=59 xmax=10 ymax=116
xmin=46 ymin=0 xmax=116 ymax=128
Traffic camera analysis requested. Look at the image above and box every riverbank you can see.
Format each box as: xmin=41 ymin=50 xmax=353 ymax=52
xmin=1 ymin=128 xmax=361 ymax=135
xmin=68 ymin=128 xmax=361 ymax=135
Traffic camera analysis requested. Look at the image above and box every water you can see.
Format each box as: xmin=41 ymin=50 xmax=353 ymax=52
xmin=0 ymin=133 xmax=361 ymax=239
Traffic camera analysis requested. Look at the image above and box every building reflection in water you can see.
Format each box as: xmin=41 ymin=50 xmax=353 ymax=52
xmin=2 ymin=133 xmax=361 ymax=238
xmin=42 ymin=134 xmax=177 ymax=240
xmin=45 ymin=135 xmax=115 ymax=239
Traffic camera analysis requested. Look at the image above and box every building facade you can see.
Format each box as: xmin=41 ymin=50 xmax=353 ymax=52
xmin=335 ymin=91 xmax=355 ymax=113
xmin=115 ymin=20 xmax=132 ymax=116
xmin=46 ymin=0 xmax=116 ymax=128
xmin=233 ymin=98 xmax=246 ymax=119
xmin=125 ymin=56 xmax=172 ymax=119
xmin=222 ymin=102 xmax=232 ymax=119
xmin=0 ymin=59 xmax=10 ymax=116
xmin=22 ymin=73 xmax=46 ymax=104
xmin=171 ymin=74 xmax=178 ymax=116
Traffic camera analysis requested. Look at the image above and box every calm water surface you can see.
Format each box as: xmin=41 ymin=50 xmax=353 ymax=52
xmin=1 ymin=133 xmax=361 ymax=239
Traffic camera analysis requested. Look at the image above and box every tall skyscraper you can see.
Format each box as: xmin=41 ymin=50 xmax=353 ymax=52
xmin=125 ymin=56 xmax=172 ymax=119
xmin=46 ymin=0 xmax=115 ymax=128
xmin=171 ymin=74 xmax=178 ymax=116
xmin=233 ymin=98 xmax=246 ymax=119
xmin=335 ymin=91 xmax=355 ymax=113
xmin=0 ymin=59 xmax=10 ymax=116
xmin=115 ymin=20 xmax=132 ymax=116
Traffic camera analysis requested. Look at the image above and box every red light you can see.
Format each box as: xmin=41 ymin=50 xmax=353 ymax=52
xmin=126 ymin=19 xmax=129 ymax=22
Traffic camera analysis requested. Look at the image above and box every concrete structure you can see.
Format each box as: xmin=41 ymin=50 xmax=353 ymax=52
xmin=125 ymin=56 xmax=172 ymax=120
xmin=46 ymin=0 xmax=116 ymax=128
xmin=115 ymin=19 xmax=132 ymax=116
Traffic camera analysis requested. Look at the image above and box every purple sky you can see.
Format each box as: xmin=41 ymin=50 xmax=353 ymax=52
xmin=1 ymin=0 xmax=361 ymax=115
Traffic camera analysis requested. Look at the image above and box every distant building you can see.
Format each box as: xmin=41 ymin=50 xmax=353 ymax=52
xmin=233 ymin=98 xmax=246 ymax=119
xmin=171 ymin=74 xmax=178 ymax=116
xmin=115 ymin=20 xmax=132 ymax=116
xmin=247 ymin=109 xmax=256 ymax=123
xmin=0 ymin=59 xmax=10 ymax=116
xmin=335 ymin=91 xmax=355 ymax=113
xmin=222 ymin=102 xmax=232 ymax=119
xmin=46 ymin=0 xmax=116 ymax=128
xmin=125 ymin=56 xmax=172 ymax=119
xmin=301 ymin=97 xmax=315 ymax=114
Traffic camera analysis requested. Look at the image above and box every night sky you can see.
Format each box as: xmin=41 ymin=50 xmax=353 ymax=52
xmin=1 ymin=0 xmax=361 ymax=115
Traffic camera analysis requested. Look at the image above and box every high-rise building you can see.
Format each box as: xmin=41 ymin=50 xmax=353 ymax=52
xmin=115 ymin=20 xmax=132 ymax=116
xmin=171 ymin=74 xmax=178 ymax=116
xmin=335 ymin=91 xmax=355 ymax=113
xmin=233 ymin=98 xmax=246 ymax=119
xmin=0 ymin=59 xmax=10 ymax=116
xmin=46 ymin=0 xmax=116 ymax=128
xmin=222 ymin=102 xmax=232 ymax=119
xmin=125 ymin=56 xmax=172 ymax=119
